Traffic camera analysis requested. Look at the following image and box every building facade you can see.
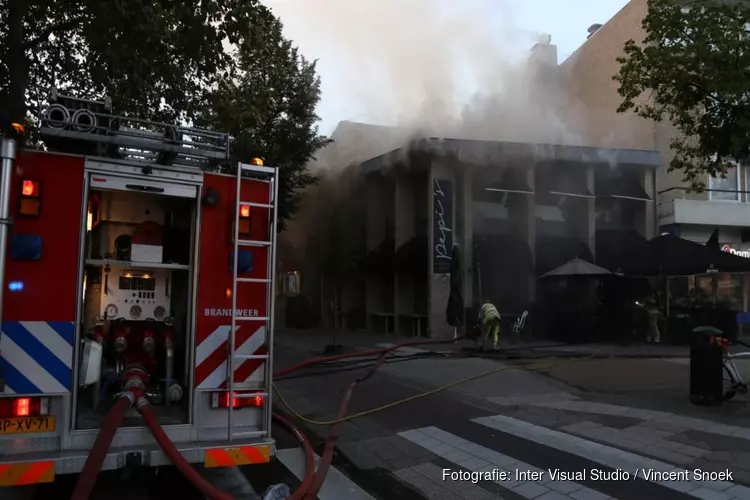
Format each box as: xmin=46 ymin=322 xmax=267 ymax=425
xmin=565 ymin=0 xmax=750 ymax=327
xmin=357 ymin=139 xmax=658 ymax=338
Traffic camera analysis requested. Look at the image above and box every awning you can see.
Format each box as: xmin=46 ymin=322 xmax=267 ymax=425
xmin=361 ymin=238 xmax=395 ymax=273
xmin=474 ymin=234 xmax=534 ymax=271
xmin=595 ymin=172 xmax=651 ymax=202
xmin=483 ymin=167 xmax=533 ymax=195
xmin=536 ymin=162 xmax=593 ymax=199
xmin=395 ymin=235 xmax=428 ymax=275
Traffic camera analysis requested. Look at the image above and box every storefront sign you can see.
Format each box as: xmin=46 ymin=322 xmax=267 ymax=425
xmin=433 ymin=178 xmax=453 ymax=273
xmin=721 ymin=244 xmax=750 ymax=258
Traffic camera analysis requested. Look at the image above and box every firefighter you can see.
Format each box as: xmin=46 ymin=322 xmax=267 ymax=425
xmin=480 ymin=300 xmax=501 ymax=351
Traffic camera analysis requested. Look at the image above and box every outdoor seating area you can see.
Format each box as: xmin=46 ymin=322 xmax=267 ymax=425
xmin=535 ymin=233 xmax=750 ymax=344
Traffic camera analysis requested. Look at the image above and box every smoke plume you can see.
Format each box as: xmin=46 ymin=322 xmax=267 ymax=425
xmin=266 ymin=0 xmax=606 ymax=266
xmin=265 ymin=0 xmax=590 ymax=156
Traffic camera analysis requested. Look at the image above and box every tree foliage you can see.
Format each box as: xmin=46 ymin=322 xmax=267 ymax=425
xmin=197 ymin=9 xmax=330 ymax=227
xmin=0 ymin=0 xmax=328 ymax=227
xmin=614 ymin=0 xmax=750 ymax=190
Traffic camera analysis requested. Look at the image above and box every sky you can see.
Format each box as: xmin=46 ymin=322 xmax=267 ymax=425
xmin=263 ymin=0 xmax=631 ymax=135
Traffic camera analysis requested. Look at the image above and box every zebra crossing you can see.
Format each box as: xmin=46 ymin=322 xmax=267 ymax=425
xmin=275 ymin=448 xmax=376 ymax=500
xmin=387 ymin=406 xmax=750 ymax=500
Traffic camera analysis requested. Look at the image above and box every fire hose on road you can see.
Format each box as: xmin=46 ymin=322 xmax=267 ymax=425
xmin=70 ymin=335 xmax=598 ymax=500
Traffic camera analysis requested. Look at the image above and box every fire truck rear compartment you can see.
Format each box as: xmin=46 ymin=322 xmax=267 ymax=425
xmin=77 ymin=187 xmax=196 ymax=429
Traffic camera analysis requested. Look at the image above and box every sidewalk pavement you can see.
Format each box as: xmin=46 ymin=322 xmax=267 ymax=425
xmin=273 ymin=329 xmax=750 ymax=497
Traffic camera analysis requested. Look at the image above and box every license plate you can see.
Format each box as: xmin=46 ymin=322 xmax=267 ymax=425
xmin=0 ymin=416 xmax=55 ymax=435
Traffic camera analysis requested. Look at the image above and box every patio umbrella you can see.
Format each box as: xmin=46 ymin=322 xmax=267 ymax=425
xmin=647 ymin=234 xmax=750 ymax=276
xmin=705 ymin=228 xmax=720 ymax=251
xmin=541 ymin=257 xmax=612 ymax=278
xmin=445 ymin=244 xmax=463 ymax=337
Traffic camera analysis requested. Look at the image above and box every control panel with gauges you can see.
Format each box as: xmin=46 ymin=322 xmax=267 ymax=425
xmin=100 ymin=267 xmax=172 ymax=321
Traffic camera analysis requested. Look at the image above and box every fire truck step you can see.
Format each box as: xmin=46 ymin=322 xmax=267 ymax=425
xmin=240 ymin=201 xmax=274 ymax=209
xmin=237 ymin=277 xmax=272 ymax=283
xmin=237 ymin=239 xmax=272 ymax=247
xmin=232 ymin=316 xmax=270 ymax=321
xmin=232 ymin=391 xmax=269 ymax=398
xmin=230 ymin=431 xmax=269 ymax=439
xmin=230 ymin=384 xmax=267 ymax=391
xmin=233 ymin=354 xmax=270 ymax=360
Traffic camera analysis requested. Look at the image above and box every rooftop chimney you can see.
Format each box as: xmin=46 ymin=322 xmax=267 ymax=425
xmin=587 ymin=24 xmax=603 ymax=39
xmin=529 ymin=34 xmax=557 ymax=68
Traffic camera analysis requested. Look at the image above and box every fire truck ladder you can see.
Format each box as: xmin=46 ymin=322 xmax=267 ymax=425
xmin=227 ymin=161 xmax=279 ymax=442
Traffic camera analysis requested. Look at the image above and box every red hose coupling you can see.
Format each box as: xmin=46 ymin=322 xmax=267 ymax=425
xmin=142 ymin=329 xmax=155 ymax=355
xmin=114 ymin=325 xmax=128 ymax=353
xmin=93 ymin=315 xmax=106 ymax=344
xmin=93 ymin=326 xmax=105 ymax=344
xmin=123 ymin=367 xmax=148 ymax=392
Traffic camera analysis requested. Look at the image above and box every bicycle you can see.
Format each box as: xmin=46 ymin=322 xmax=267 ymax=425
xmin=510 ymin=310 xmax=528 ymax=344
xmin=720 ymin=337 xmax=750 ymax=401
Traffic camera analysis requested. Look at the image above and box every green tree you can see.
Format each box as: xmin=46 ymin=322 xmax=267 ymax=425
xmin=0 ymin=0 xmax=253 ymax=122
xmin=198 ymin=8 xmax=330 ymax=228
xmin=0 ymin=0 xmax=327 ymax=226
xmin=614 ymin=0 xmax=750 ymax=189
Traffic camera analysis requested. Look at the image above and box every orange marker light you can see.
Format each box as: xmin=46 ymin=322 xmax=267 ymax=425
xmin=250 ymin=158 xmax=264 ymax=166
xmin=240 ymin=205 xmax=250 ymax=218
xmin=22 ymin=180 xmax=38 ymax=197
xmin=11 ymin=123 xmax=25 ymax=136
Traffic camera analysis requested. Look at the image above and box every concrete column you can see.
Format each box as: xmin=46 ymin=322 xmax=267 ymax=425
xmin=365 ymin=175 xmax=387 ymax=331
xmin=630 ymin=168 xmax=656 ymax=239
xmin=462 ymin=168 xmax=473 ymax=307
xmin=586 ymin=166 xmax=596 ymax=260
xmin=428 ymin=158 xmax=457 ymax=339
xmin=644 ymin=168 xmax=657 ymax=239
xmin=394 ymin=171 xmax=416 ymax=334
xmin=526 ymin=167 xmax=536 ymax=303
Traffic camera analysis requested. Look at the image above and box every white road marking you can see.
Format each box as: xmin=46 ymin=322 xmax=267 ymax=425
xmin=474 ymin=414 xmax=750 ymax=500
xmin=276 ymin=448 xmax=375 ymax=500
xmin=399 ymin=426 xmax=612 ymax=499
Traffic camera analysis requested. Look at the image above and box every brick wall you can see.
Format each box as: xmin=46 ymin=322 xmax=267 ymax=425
xmin=561 ymin=0 xmax=703 ymax=220
xmin=560 ymin=0 xmax=655 ymax=152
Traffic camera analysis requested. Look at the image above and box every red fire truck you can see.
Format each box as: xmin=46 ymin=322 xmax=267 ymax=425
xmin=0 ymin=91 xmax=278 ymax=490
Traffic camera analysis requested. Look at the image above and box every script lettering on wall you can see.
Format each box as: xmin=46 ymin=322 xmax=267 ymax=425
xmin=432 ymin=178 xmax=453 ymax=273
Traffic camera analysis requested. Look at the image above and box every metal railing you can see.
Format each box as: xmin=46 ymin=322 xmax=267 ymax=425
xmin=657 ymin=186 xmax=750 ymax=218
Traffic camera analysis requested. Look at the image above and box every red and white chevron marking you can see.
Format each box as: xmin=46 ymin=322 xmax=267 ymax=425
xmin=195 ymin=325 xmax=267 ymax=389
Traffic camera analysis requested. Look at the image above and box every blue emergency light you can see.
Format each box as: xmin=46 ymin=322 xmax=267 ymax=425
xmin=8 ymin=281 xmax=23 ymax=292
xmin=11 ymin=234 xmax=42 ymax=261
xmin=229 ymin=250 xmax=253 ymax=274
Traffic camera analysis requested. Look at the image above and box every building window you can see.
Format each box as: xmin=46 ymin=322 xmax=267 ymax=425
xmin=709 ymin=163 xmax=740 ymax=201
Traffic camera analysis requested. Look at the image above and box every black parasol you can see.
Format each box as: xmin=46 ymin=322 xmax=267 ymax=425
xmin=446 ymin=244 xmax=464 ymax=331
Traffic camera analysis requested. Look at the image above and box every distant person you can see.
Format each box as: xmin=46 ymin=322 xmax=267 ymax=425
xmin=481 ymin=300 xmax=501 ymax=351
xmin=646 ymin=297 xmax=661 ymax=343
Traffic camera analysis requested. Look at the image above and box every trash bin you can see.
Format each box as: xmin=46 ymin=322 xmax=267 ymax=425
xmin=689 ymin=326 xmax=724 ymax=406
